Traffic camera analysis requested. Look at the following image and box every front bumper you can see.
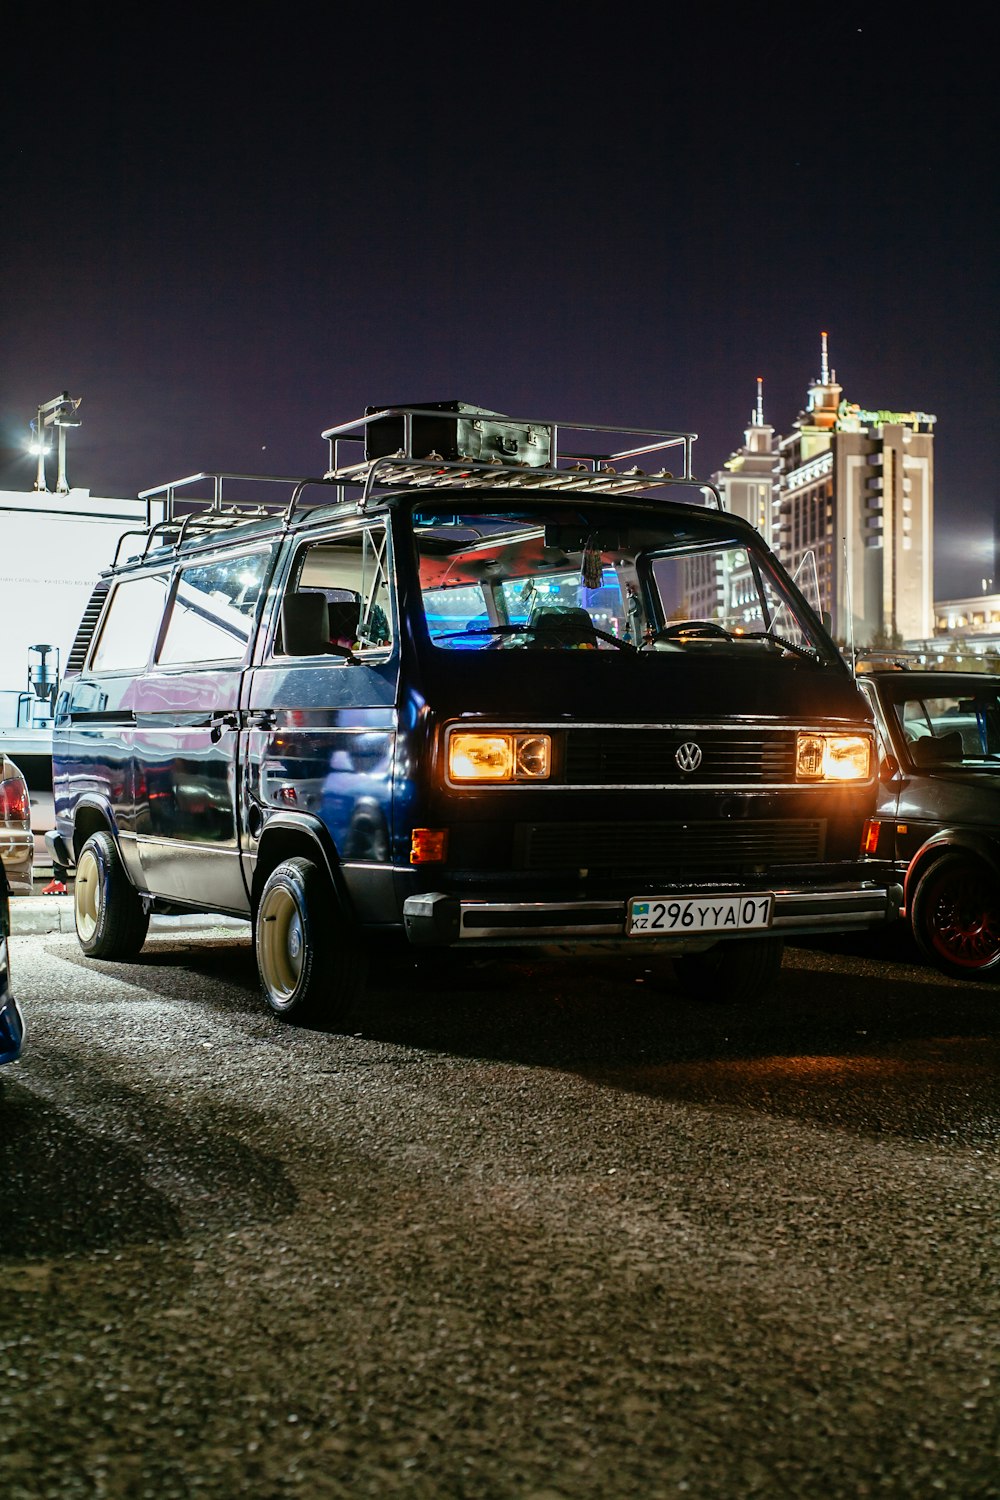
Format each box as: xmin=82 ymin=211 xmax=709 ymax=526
xmin=402 ymin=878 xmax=903 ymax=949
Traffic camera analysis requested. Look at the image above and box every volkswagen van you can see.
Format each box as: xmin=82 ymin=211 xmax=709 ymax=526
xmin=48 ymin=403 xmax=900 ymax=1023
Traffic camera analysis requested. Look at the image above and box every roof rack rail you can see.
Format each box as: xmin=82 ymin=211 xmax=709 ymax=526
xmin=136 ymin=471 xmax=323 ymax=526
xmin=113 ymin=471 xmax=335 ymax=566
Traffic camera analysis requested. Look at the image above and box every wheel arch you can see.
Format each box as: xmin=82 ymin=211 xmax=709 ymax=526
xmin=250 ymin=812 xmax=350 ymax=919
xmin=904 ymin=830 xmax=1000 ymax=912
xmin=71 ymin=798 xmax=119 ymax=861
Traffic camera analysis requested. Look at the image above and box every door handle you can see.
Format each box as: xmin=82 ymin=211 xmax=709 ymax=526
xmin=210 ymin=712 xmax=240 ymax=742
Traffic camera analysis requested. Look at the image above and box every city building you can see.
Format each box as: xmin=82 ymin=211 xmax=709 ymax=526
xmin=713 ymin=335 xmax=937 ymax=650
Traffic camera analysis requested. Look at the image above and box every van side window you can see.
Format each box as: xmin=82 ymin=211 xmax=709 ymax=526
xmin=158 ymin=550 xmax=271 ymax=666
xmin=278 ymin=528 xmax=392 ymax=657
xmin=90 ymin=573 xmax=170 ymax=672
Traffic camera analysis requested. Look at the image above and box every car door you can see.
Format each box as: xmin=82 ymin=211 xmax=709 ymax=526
xmin=241 ymin=522 xmax=398 ymax=915
xmin=131 ymin=545 xmax=275 ymax=910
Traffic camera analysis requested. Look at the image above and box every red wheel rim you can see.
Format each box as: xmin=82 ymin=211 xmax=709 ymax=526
xmin=926 ymin=864 xmax=1000 ymax=970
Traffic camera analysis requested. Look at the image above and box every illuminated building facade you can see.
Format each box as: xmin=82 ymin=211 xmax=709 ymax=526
xmin=712 ymin=336 xmax=936 ymax=648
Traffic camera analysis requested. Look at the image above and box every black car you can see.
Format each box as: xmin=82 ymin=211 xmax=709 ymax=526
xmin=858 ymin=667 xmax=1000 ymax=980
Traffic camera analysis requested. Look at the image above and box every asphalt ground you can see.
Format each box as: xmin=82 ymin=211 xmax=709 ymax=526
xmin=1 ymin=922 xmax=998 ymax=1499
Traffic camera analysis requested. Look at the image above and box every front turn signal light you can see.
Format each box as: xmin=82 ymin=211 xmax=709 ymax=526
xmin=796 ymin=732 xmax=873 ymax=782
xmin=411 ymin=828 xmax=448 ymax=864
xmin=448 ymin=731 xmax=551 ymax=783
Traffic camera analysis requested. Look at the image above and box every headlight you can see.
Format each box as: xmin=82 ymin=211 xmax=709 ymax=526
xmin=796 ymin=732 xmax=873 ymax=782
xmin=448 ymin=732 xmax=551 ymax=783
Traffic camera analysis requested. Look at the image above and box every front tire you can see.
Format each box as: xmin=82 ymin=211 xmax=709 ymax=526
xmin=255 ymin=857 xmax=367 ymax=1023
xmin=74 ymin=830 xmax=150 ymax=959
xmin=911 ymin=852 xmax=1000 ymax=980
xmin=673 ymin=936 xmax=785 ymax=1004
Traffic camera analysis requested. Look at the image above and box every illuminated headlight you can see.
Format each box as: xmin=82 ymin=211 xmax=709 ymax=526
xmin=796 ymin=732 xmax=873 ymax=782
xmin=448 ymin=732 xmax=551 ymax=783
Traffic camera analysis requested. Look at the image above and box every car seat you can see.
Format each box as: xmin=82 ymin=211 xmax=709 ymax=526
xmin=525 ymin=608 xmax=599 ymax=649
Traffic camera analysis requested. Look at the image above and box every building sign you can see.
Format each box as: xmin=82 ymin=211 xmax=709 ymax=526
xmin=839 ymin=401 xmax=936 ymax=430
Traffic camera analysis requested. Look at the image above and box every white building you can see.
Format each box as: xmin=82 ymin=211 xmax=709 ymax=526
xmin=0 ymin=486 xmax=156 ymax=751
xmin=714 ymin=335 xmax=936 ymax=648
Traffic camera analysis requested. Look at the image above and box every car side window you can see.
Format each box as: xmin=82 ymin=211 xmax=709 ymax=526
xmin=157 ymin=550 xmax=271 ymax=666
xmin=276 ymin=528 xmax=392 ymax=658
xmin=90 ymin=573 xmax=170 ymax=672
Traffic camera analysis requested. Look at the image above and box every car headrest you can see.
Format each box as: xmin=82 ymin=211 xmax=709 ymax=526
xmin=528 ymin=608 xmax=598 ymax=647
xmin=910 ymin=730 xmax=964 ymax=766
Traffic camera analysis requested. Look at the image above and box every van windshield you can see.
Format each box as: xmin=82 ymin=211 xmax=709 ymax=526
xmin=411 ymin=501 xmax=833 ymax=662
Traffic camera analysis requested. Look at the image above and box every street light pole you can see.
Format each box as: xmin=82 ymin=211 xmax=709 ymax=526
xmin=31 ymin=391 xmax=82 ymax=493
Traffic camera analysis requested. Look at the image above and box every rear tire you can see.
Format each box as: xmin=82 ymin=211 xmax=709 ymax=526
xmin=673 ymin=936 xmax=785 ymax=1004
xmin=74 ymin=830 xmax=150 ymax=959
xmin=255 ymin=857 xmax=367 ymax=1024
xmin=911 ymin=852 xmax=1000 ymax=980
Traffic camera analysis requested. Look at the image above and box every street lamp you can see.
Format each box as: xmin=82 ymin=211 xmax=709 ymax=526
xmin=29 ymin=391 xmax=82 ymax=493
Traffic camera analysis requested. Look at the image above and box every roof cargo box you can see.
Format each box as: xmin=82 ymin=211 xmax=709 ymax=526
xmin=364 ymin=401 xmax=552 ymax=468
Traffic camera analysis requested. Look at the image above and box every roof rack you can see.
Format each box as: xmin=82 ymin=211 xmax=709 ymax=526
xmin=316 ymin=405 xmax=720 ymax=515
xmin=114 ymin=471 xmax=333 ymax=566
xmin=114 ymin=406 xmax=722 ymax=564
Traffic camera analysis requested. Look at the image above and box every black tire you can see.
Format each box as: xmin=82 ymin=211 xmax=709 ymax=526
xmin=910 ymin=852 xmax=1000 ymax=981
xmin=673 ymin=936 xmax=785 ymax=1004
xmin=254 ymin=857 xmax=367 ymax=1023
xmin=73 ymin=830 xmax=150 ymax=960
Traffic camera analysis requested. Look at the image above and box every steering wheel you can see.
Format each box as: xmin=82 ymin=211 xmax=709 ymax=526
xmin=658 ymin=620 xmax=732 ymax=641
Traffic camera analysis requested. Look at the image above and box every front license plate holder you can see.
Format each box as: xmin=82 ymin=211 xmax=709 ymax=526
xmin=627 ymin=893 xmax=774 ymax=937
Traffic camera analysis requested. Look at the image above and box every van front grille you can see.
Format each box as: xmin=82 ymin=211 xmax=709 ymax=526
xmin=563 ymin=729 xmax=798 ymax=785
xmin=516 ymin=820 xmax=825 ymax=877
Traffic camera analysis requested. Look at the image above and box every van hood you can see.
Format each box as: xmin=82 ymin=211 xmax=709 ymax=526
xmin=422 ymin=647 xmax=869 ymax=726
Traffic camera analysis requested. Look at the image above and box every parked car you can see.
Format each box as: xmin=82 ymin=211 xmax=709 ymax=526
xmin=47 ymin=401 xmax=899 ymax=1024
xmin=1 ymin=858 xmax=24 ymax=1065
xmin=0 ymin=754 xmax=33 ymax=895
xmin=857 ymin=667 xmax=1000 ymax=979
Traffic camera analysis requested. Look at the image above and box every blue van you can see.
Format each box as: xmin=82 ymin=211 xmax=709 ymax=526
xmin=48 ymin=403 xmax=900 ymax=1023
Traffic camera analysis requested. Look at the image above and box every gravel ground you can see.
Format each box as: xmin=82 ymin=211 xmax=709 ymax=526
xmin=1 ymin=928 xmax=998 ymax=1499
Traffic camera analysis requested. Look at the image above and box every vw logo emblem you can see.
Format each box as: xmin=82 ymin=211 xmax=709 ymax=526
xmin=675 ymin=741 xmax=703 ymax=773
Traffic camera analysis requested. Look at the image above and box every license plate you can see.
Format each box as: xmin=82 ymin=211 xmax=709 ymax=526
xmin=627 ymin=894 xmax=774 ymax=936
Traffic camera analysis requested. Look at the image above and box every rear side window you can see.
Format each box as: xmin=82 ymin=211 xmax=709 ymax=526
xmin=158 ymin=550 xmax=271 ymax=666
xmin=90 ymin=574 xmax=170 ymax=672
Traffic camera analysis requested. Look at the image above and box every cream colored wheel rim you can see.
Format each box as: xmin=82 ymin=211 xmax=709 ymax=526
xmin=258 ymin=884 xmax=304 ymax=1003
xmin=75 ymin=846 xmax=101 ymax=942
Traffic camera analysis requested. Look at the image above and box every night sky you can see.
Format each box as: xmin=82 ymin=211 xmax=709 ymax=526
xmin=1 ymin=7 xmax=994 ymax=598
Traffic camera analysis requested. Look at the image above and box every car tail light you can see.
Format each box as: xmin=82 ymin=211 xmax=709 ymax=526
xmin=0 ymin=776 xmax=29 ymax=823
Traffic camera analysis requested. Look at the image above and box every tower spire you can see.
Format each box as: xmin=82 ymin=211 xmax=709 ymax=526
xmin=820 ymin=331 xmax=830 ymax=385
xmin=755 ymin=376 xmax=765 ymax=427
